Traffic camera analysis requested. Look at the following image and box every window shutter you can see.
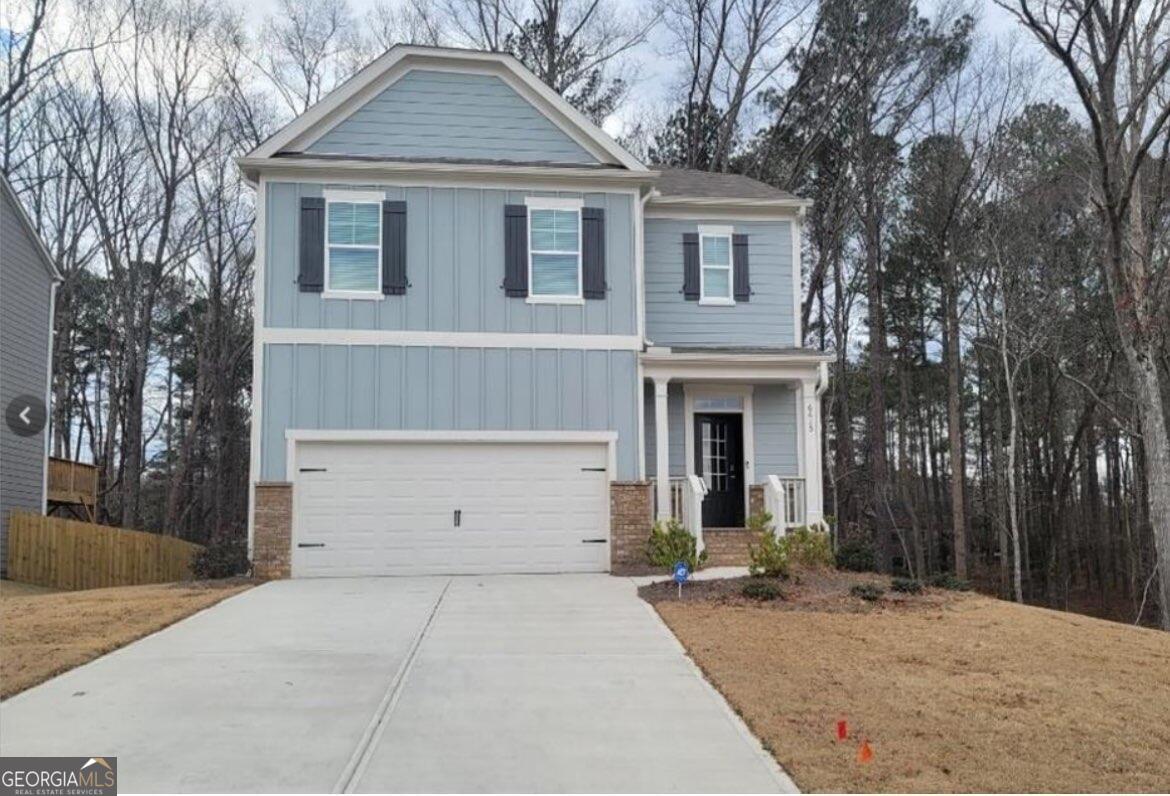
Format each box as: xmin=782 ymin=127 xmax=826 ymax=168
xmin=298 ymin=196 xmax=325 ymax=292
xmin=581 ymin=207 xmax=606 ymax=299
xmin=381 ymin=200 xmax=407 ymax=295
xmin=733 ymin=233 xmax=750 ymax=302
xmin=503 ymin=204 xmax=528 ymax=297
xmin=682 ymin=232 xmax=700 ymax=300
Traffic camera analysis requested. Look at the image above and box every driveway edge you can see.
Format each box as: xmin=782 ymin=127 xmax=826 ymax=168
xmin=637 ymin=595 xmax=801 ymax=794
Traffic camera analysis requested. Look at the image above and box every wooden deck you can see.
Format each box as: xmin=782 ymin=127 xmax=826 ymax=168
xmin=46 ymin=457 xmax=98 ymax=521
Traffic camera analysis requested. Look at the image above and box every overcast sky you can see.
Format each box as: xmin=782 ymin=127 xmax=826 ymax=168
xmin=238 ymin=0 xmax=1062 ymax=138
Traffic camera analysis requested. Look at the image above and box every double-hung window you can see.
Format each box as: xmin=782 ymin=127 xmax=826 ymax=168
xmin=699 ymin=227 xmax=734 ymax=304
xmin=324 ymin=189 xmax=382 ymax=298
xmin=527 ymin=198 xmax=582 ymax=302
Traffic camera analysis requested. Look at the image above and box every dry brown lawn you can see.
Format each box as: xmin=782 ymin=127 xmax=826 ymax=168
xmin=649 ymin=574 xmax=1170 ymax=793
xmin=0 ymin=580 xmax=60 ymax=598
xmin=1 ymin=579 xmax=251 ymax=699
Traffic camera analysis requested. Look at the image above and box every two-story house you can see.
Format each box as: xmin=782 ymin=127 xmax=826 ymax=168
xmin=238 ymin=45 xmax=830 ymax=578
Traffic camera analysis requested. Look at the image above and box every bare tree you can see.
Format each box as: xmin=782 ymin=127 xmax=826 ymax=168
xmin=254 ymin=0 xmax=355 ymax=115
xmin=1000 ymin=0 xmax=1170 ymax=628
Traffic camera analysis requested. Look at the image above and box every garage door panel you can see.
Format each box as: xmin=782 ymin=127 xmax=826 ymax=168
xmin=292 ymin=441 xmax=609 ymax=577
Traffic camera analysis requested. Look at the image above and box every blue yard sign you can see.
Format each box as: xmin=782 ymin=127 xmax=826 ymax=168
xmin=673 ymin=561 xmax=689 ymax=598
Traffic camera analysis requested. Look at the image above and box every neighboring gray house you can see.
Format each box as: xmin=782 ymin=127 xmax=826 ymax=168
xmin=238 ymin=45 xmax=830 ymax=579
xmin=0 ymin=174 xmax=60 ymax=575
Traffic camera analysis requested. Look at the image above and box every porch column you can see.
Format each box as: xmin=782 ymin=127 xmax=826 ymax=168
xmin=654 ymin=377 xmax=671 ymax=521
xmin=800 ymin=378 xmax=825 ymax=527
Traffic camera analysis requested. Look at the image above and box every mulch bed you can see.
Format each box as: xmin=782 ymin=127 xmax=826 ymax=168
xmin=639 ymin=568 xmax=962 ymax=614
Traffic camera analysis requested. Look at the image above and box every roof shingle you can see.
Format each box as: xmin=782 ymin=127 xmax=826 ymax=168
xmin=651 ymin=167 xmax=800 ymax=201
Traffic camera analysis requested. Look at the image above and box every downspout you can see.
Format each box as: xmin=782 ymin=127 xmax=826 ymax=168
xmin=634 ymin=186 xmax=656 ymax=481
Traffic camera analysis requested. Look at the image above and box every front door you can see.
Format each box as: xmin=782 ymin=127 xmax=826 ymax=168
xmin=694 ymin=413 xmax=744 ymax=528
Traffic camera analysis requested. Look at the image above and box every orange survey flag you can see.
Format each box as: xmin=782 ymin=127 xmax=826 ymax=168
xmin=857 ymin=739 xmax=874 ymax=764
xmin=837 ymin=720 xmax=848 ymax=741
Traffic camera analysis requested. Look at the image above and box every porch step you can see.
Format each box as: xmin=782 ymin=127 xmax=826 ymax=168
xmin=703 ymin=528 xmax=759 ymax=567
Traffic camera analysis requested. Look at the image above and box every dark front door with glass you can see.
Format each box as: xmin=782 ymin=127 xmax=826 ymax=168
xmin=694 ymin=413 xmax=744 ymax=528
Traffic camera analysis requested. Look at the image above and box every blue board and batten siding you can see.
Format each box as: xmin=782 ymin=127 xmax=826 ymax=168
xmin=642 ymin=384 xmax=798 ymax=481
xmin=260 ymin=345 xmax=640 ymax=480
xmin=0 ymin=186 xmax=54 ymax=575
xmin=644 ymin=217 xmax=795 ymax=347
xmin=264 ymin=182 xmax=636 ymax=335
xmin=306 ymin=70 xmax=598 ymax=165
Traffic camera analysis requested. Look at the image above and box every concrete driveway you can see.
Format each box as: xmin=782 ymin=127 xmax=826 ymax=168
xmin=0 ymin=576 xmax=795 ymax=793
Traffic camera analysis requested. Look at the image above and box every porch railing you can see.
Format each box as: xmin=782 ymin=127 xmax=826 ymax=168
xmin=765 ymin=475 xmax=806 ymax=532
xmin=652 ymin=475 xmax=708 ymax=553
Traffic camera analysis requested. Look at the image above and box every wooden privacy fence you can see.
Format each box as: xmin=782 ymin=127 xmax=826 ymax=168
xmin=6 ymin=512 xmax=204 ymax=590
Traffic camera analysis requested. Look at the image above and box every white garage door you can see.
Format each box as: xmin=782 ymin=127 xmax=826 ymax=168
xmin=292 ymin=440 xmax=610 ymax=577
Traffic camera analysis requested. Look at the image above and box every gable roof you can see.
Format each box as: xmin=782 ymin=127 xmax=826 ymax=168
xmin=246 ymin=46 xmax=647 ymax=173
xmin=1 ymin=173 xmax=62 ymax=282
xmin=653 ymin=168 xmax=801 ymax=201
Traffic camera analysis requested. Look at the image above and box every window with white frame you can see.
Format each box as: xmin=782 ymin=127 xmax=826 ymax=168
xmin=699 ymin=228 xmax=733 ymax=303
xmin=325 ymin=190 xmax=382 ymax=296
xmin=528 ymin=200 xmax=582 ymax=299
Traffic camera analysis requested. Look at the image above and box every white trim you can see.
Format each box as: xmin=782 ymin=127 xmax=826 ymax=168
xmin=323 ymin=290 xmax=385 ymax=301
xmin=683 ymin=384 xmax=755 ymax=522
xmin=42 ymin=278 xmax=57 ymax=513
xmin=523 ymin=196 xmax=584 ymax=210
xmin=698 ymin=229 xmax=734 ymax=305
xmin=647 ymin=195 xmax=810 ymax=211
xmin=526 ymin=200 xmax=583 ymax=302
xmin=284 ymin=429 xmax=619 ymax=482
xmin=653 ymin=378 xmax=671 ymax=520
xmin=246 ymin=47 xmax=647 ymax=172
xmin=247 ymin=175 xmax=268 ymax=554
xmin=322 ymin=188 xmax=384 ymax=204
xmin=635 ymin=189 xmax=650 ymax=343
xmin=323 ymin=190 xmax=383 ymax=298
xmin=237 ymin=157 xmax=655 ymax=189
xmin=259 ymin=327 xmax=642 ymax=351
xmin=644 ymin=205 xmax=802 ymax=221
xmin=791 ymin=215 xmax=803 ymax=346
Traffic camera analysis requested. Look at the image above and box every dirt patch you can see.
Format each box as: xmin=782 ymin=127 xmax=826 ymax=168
xmin=1 ymin=579 xmax=252 ymax=699
xmin=650 ymin=573 xmax=1170 ymax=792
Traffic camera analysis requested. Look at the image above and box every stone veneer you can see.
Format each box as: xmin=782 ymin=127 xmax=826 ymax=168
xmin=253 ymin=482 xmax=292 ymax=579
xmin=609 ymin=481 xmax=653 ymax=570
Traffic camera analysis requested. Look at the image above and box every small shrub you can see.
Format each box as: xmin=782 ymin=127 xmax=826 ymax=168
xmin=747 ymin=512 xmax=790 ymax=579
xmin=851 ymin=582 xmax=885 ymax=602
xmin=928 ymin=573 xmax=973 ymax=591
xmin=646 ymin=517 xmax=708 ymax=572
xmin=781 ymin=526 xmax=834 ymax=569
xmin=836 ymin=538 xmax=877 ymax=572
xmin=741 ymin=579 xmax=783 ymax=601
xmin=192 ymin=533 xmax=249 ymax=579
xmin=891 ymin=577 xmax=923 ymax=594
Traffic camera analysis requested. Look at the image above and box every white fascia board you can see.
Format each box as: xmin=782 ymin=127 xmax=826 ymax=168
xmin=645 ymin=201 xmax=808 ymax=222
xmin=235 ymin=157 xmax=656 ymax=192
xmin=247 ymin=46 xmax=647 ymax=172
xmin=286 ymin=429 xmax=618 ymax=444
xmin=260 ymin=327 xmax=643 ymax=351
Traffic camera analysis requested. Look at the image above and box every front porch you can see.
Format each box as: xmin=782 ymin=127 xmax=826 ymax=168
xmin=640 ymin=346 xmax=831 ymax=556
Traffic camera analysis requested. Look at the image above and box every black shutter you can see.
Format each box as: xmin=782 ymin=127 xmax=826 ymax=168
xmin=581 ymin=207 xmax=606 ymax=299
xmin=298 ymin=197 xmax=325 ymax=292
xmin=504 ymin=204 xmax=528 ymax=297
xmin=382 ymin=200 xmax=407 ymax=295
xmin=682 ymin=232 xmax=700 ymax=300
xmin=733 ymin=233 xmax=750 ymax=302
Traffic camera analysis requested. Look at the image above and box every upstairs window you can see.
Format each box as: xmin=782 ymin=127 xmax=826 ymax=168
xmin=325 ymin=190 xmax=382 ymax=296
xmin=528 ymin=198 xmax=582 ymax=301
xmin=699 ymin=228 xmax=733 ymax=304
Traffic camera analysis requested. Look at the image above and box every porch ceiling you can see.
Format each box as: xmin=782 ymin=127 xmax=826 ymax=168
xmin=640 ymin=346 xmax=831 ymax=384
